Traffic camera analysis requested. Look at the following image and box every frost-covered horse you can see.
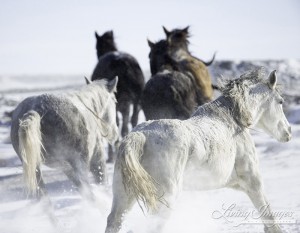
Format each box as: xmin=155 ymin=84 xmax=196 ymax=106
xmin=105 ymin=69 xmax=291 ymax=233
xmin=142 ymin=39 xmax=197 ymax=120
xmin=10 ymin=78 xmax=118 ymax=200
xmin=163 ymin=26 xmax=215 ymax=103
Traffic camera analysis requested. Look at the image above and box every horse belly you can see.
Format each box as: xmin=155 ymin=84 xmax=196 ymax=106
xmin=183 ymin=152 xmax=235 ymax=190
xmin=40 ymin=112 xmax=96 ymax=166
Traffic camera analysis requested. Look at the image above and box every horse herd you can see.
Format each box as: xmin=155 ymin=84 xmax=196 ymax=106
xmin=9 ymin=26 xmax=291 ymax=233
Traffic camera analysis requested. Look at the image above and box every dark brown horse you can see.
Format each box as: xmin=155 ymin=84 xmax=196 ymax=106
xmin=142 ymin=39 xmax=197 ymax=120
xmin=163 ymin=26 xmax=215 ymax=104
xmin=91 ymin=31 xmax=145 ymax=161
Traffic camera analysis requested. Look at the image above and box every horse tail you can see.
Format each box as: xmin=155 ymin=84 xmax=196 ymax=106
xmin=18 ymin=110 xmax=44 ymax=195
xmin=192 ymin=52 xmax=216 ymax=66
xmin=119 ymin=132 xmax=160 ymax=212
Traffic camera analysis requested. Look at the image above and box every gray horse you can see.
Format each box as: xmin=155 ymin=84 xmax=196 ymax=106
xmin=10 ymin=77 xmax=118 ymax=200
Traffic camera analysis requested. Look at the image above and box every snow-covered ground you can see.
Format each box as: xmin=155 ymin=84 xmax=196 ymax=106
xmin=1 ymin=60 xmax=300 ymax=233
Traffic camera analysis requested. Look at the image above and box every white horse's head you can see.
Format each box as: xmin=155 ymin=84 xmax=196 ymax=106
xmin=251 ymin=70 xmax=291 ymax=142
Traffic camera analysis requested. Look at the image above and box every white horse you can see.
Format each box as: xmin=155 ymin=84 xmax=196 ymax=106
xmin=10 ymin=77 xmax=119 ymax=200
xmin=105 ymin=69 xmax=291 ymax=233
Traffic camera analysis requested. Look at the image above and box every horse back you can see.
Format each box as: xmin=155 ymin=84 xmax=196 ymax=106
xmin=142 ymin=70 xmax=197 ymax=120
xmin=91 ymin=51 xmax=145 ymax=100
xmin=180 ymin=56 xmax=213 ymax=102
xmin=134 ymin=119 xmax=192 ymax=161
xmin=11 ymin=94 xmax=95 ymax=161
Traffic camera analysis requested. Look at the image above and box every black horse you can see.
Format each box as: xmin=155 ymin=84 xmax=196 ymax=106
xmin=91 ymin=30 xmax=145 ymax=141
xmin=142 ymin=39 xmax=197 ymax=120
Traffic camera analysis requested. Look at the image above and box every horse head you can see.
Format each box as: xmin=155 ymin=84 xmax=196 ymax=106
xmin=222 ymin=68 xmax=291 ymax=142
xmin=253 ymin=70 xmax=291 ymax=142
xmin=162 ymin=26 xmax=190 ymax=52
xmin=148 ymin=39 xmax=180 ymax=75
xmin=95 ymin=30 xmax=118 ymax=59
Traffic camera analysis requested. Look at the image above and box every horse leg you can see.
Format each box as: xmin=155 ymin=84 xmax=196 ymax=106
xmin=64 ymin=158 xmax=94 ymax=201
xmin=116 ymin=111 xmax=120 ymax=127
xmin=36 ymin=167 xmax=57 ymax=225
xmin=90 ymin=144 xmax=107 ymax=185
xmin=106 ymin=195 xmax=135 ymax=233
xmin=35 ymin=167 xmax=47 ymax=200
xmin=107 ymin=144 xmax=114 ymax=163
xmin=236 ymin=166 xmax=282 ymax=233
xmin=247 ymin=188 xmax=282 ymax=233
xmin=150 ymin=196 xmax=174 ymax=233
xmin=107 ymin=113 xmax=119 ymax=163
xmin=105 ymin=169 xmax=135 ymax=233
xmin=131 ymin=101 xmax=140 ymax=128
xmin=119 ymin=102 xmax=130 ymax=137
xmin=107 ymin=138 xmax=121 ymax=163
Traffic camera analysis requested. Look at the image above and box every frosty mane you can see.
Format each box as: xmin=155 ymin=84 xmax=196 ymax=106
xmin=218 ymin=67 xmax=266 ymax=128
xmin=66 ymin=79 xmax=117 ymax=142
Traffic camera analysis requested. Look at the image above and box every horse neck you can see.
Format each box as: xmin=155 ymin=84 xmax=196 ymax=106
xmin=156 ymin=64 xmax=175 ymax=74
xmin=77 ymin=85 xmax=107 ymax=116
xmin=159 ymin=58 xmax=180 ymax=73
xmin=171 ymin=48 xmax=190 ymax=61
xmin=151 ymin=55 xmax=179 ymax=75
xmin=97 ymin=45 xmax=117 ymax=58
xmin=192 ymin=96 xmax=248 ymax=131
xmin=169 ymin=41 xmax=190 ymax=60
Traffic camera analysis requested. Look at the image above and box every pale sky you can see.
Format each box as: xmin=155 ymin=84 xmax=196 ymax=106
xmin=0 ymin=0 xmax=299 ymax=75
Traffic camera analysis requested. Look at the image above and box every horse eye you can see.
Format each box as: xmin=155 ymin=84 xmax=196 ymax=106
xmin=279 ymin=100 xmax=284 ymax=105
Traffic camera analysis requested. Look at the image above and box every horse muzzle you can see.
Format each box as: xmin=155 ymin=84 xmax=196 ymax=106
xmin=280 ymin=126 xmax=292 ymax=142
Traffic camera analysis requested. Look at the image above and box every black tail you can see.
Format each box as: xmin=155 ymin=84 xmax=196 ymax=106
xmin=192 ymin=52 xmax=216 ymax=66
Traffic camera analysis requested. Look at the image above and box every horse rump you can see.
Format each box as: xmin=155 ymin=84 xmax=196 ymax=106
xmin=118 ymin=132 xmax=160 ymax=212
xmin=142 ymin=71 xmax=197 ymax=120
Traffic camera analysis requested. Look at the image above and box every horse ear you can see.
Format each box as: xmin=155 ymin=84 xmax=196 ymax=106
xmin=84 ymin=76 xmax=91 ymax=85
xmin=268 ymin=70 xmax=277 ymax=89
xmin=183 ymin=26 xmax=190 ymax=34
xmin=95 ymin=31 xmax=100 ymax=39
xmin=162 ymin=26 xmax=171 ymax=37
xmin=107 ymin=76 xmax=118 ymax=93
xmin=147 ymin=39 xmax=154 ymax=48
xmin=109 ymin=30 xmax=114 ymax=38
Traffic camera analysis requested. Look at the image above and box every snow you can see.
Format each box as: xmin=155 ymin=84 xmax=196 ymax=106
xmin=1 ymin=61 xmax=300 ymax=233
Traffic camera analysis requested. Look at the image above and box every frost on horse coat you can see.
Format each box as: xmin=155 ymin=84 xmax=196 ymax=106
xmin=10 ymin=78 xmax=118 ymax=199
xmin=105 ymin=68 xmax=291 ymax=233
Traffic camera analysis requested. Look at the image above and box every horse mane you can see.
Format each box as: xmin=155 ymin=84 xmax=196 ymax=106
xmin=167 ymin=28 xmax=190 ymax=51
xmin=66 ymin=80 xmax=117 ymax=141
xmin=218 ymin=67 xmax=267 ymax=128
xmin=83 ymin=79 xmax=117 ymax=111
